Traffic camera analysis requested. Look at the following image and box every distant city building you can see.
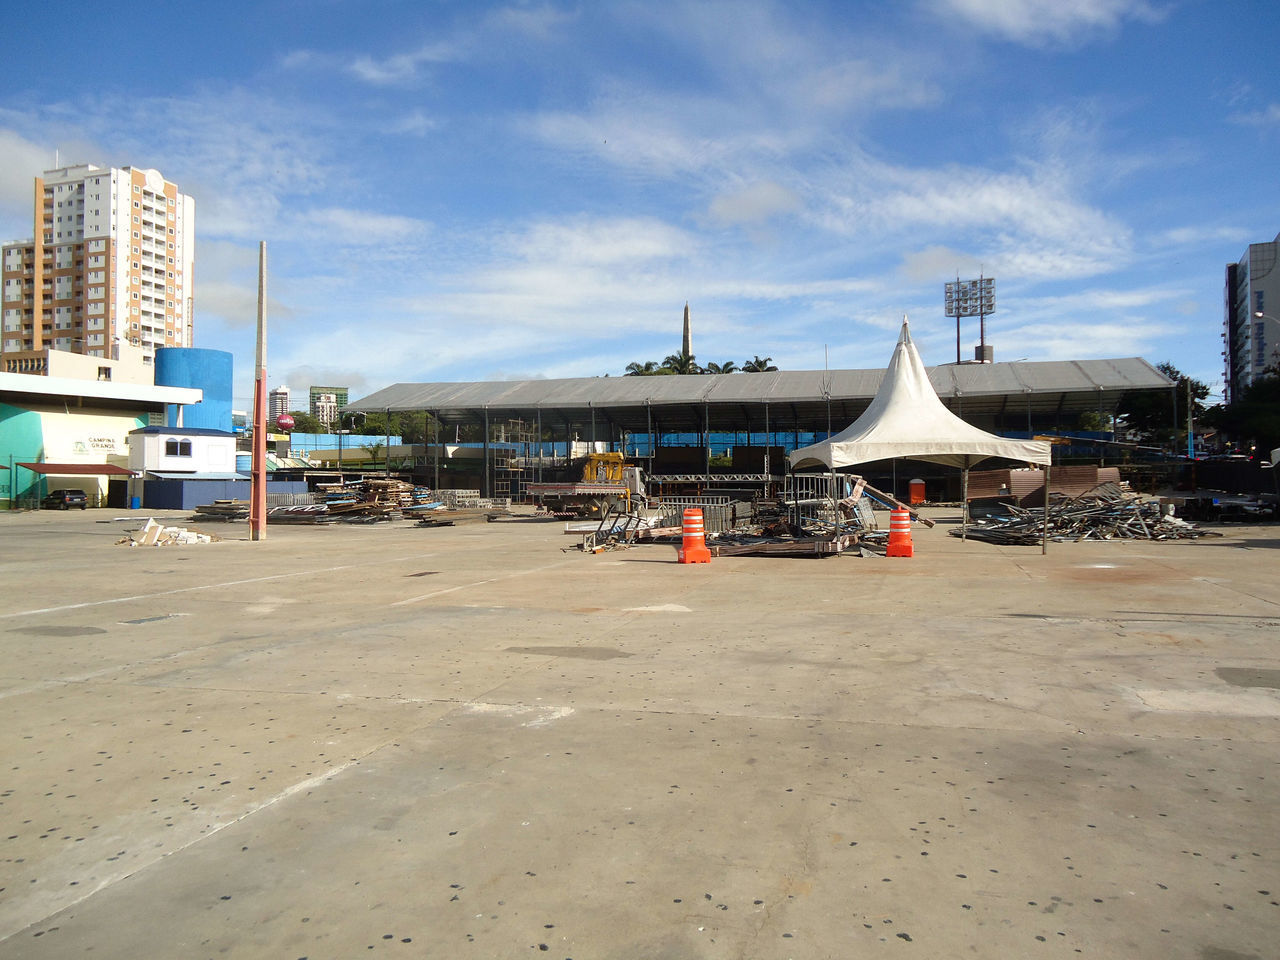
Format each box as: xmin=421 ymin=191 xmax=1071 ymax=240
xmin=313 ymin=393 xmax=338 ymax=429
xmin=2 ymin=339 xmax=151 ymax=383
xmin=309 ymin=385 xmax=348 ymax=424
xmin=269 ymin=385 xmax=291 ymax=422
xmin=1 ymin=163 xmax=195 ymax=370
xmin=1224 ymin=230 xmax=1280 ymax=403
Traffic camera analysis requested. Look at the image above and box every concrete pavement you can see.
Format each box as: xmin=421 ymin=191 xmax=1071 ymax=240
xmin=0 ymin=508 xmax=1277 ymax=958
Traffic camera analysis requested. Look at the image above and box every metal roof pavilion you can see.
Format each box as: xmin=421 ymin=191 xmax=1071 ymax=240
xmin=347 ymin=357 xmax=1173 ymax=435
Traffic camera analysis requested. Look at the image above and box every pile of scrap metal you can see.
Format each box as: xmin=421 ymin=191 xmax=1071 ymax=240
xmin=707 ymin=493 xmax=889 ymax=557
xmin=568 ymin=477 xmax=927 ymax=558
xmin=952 ymin=483 xmax=1220 ymax=545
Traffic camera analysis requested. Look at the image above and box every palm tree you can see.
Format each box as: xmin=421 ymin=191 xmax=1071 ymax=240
xmin=624 ymin=360 xmax=664 ymax=376
xmin=703 ymin=360 xmax=739 ymax=374
xmin=662 ymin=352 xmax=701 ymax=375
xmin=743 ymin=355 xmax=778 ymax=372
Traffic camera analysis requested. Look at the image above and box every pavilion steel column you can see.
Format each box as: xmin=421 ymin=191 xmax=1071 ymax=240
xmin=483 ymin=407 xmax=490 ymax=498
xmin=763 ymin=401 xmax=770 ymax=495
xmin=249 ymin=241 xmax=267 ymax=542
xmin=703 ymin=403 xmax=710 ymax=476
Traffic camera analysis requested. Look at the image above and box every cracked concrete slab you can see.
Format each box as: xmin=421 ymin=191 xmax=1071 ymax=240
xmin=0 ymin=508 xmax=1277 ymax=959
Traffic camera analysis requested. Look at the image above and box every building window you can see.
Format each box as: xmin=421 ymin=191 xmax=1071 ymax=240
xmin=165 ymin=438 xmax=192 ymax=457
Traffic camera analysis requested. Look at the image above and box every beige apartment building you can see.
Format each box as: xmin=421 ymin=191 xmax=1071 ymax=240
xmin=1 ymin=163 xmax=195 ymax=371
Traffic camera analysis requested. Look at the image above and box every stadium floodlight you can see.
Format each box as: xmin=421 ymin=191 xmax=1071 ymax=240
xmin=945 ymin=275 xmax=996 ymax=363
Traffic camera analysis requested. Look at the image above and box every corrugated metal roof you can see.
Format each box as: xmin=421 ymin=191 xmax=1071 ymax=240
xmin=147 ymin=472 xmax=249 ymax=481
xmin=346 ymin=358 xmax=1172 ymax=433
xmin=16 ymin=462 xmax=134 ymax=476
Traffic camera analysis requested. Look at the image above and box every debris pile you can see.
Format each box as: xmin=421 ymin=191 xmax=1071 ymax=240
xmin=314 ymin=478 xmax=430 ymax=521
xmin=189 ymin=482 xmax=514 ymax=526
xmin=118 ymin=518 xmax=219 ymax=546
xmin=433 ymin=488 xmax=511 ymax=511
xmin=952 ymin=483 xmax=1219 ymax=545
xmin=191 ymin=500 xmax=250 ymax=521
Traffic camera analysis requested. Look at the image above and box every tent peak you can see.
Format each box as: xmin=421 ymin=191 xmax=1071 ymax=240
xmin=898 ymin=315 xmax=912 ymax=345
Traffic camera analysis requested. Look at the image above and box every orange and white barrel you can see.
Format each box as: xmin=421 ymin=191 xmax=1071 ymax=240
xmin=886 ymin=508 xmax=914 ymax=558
xmin=678 ymin=508 xmax=712 ymax=564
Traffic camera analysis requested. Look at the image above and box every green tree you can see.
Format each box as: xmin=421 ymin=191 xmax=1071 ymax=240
xmin=285 ymin=409 xmax=325 ymax=434
xmin=1116 ymin=362 xmax=1209 ymax=447
xmin=703 ymin=360 xmax=739 ymax=374
xmin=743 ymin=355 xmax=778 ymax=372
xmin=1203 ymin=369 xmax=1280 ymax=459
xmin=624 ymin=360 xmax=666 ymax=376
xmin=662 ymin=352 xmax=701 ymax=375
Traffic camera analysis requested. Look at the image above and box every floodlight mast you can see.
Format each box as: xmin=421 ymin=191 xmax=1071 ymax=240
xmin=944 ymin=274 xmax=996 ymax=363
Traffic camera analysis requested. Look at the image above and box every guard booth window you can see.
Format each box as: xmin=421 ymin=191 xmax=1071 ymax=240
xmin=165 ymin=439 xmax=192 ymax=457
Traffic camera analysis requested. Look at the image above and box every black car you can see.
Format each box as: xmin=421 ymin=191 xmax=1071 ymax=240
xmin=41 ymin=488 xmax=89 ymax=510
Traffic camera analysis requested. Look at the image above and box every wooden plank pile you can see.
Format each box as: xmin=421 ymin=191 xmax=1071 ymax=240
xmin=315 ymin=478 xmax=425 ymax=521
xmin=191 ymin=500 xmax=250 ymax=521
xmin=951 ymin=483 xmax=1219 ymax=545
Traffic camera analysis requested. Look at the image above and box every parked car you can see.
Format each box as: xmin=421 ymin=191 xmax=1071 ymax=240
xmin=41 ymin=488 xmax=88 ymax=510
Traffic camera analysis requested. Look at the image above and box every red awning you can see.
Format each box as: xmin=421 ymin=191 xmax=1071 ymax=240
xmin=16 ymin=462 xmax=134 ymax=476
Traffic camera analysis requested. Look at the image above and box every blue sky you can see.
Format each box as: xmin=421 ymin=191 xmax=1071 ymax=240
xmin=2 ymin=0 xmax=1278 ymax=409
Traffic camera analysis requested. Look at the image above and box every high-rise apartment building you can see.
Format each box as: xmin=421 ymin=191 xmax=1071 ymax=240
xmin=268 ymin=385 xmax=291 ymax=422
xmin=1 ymin=163 xmax=195 ymax=369
xmin=1224 ymin=231 xmax=1280 ymax=403
xmin=309 ymin=385 xmax=349 ymax=423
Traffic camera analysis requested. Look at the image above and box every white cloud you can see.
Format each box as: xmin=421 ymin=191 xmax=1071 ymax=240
xmin=348 ymin=41 xmax=463 ymax=85
xmin=928 ymin=0 xmax=1164 ymax=46
xmin=507 ymin=216 xmax=695 ymax=267
xmin=0 ymin=129 xmax=51 ymax=237
xmin=482 ymin=4 xmax=576 ymax=40
xmin=291 ymin=208 xmax=428 ymax=245
xmin=996 ymin=319 xmax=1171 ymax=360
xmin=898 ymin=245 xmax=984 ymax=283
xmin=391 ymin=110 xmax=441 ymax=136
xmin=708 ymin=181 xmax=800 ymax=226
xmin=1230 ymin=103 xmax=1280 ymax=127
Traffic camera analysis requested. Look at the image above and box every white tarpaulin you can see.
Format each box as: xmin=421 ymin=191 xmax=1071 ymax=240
xmin=789 ymin=319 xmax=1052 ymax=471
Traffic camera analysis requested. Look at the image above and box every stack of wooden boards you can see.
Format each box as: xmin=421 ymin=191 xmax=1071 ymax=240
xmin=190 ymin=480 xmax=501 ymax=525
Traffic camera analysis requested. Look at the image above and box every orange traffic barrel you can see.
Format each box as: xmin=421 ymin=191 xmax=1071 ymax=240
xmin=886 ymin=508 xmax=914 ymax=558
xmin=678 ymin=507 xmax=712 ymax=564
xmin=909 ymin=478 xmax=926 ymax=505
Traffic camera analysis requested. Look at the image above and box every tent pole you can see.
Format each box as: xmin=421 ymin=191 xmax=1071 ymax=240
xmin=1042 ymin=459 xmax=1050 ymax=555
xmin=831 ymin=468 xmax=838 ymax=541
xmin=961 ymin=458 xmax=969 ymax=541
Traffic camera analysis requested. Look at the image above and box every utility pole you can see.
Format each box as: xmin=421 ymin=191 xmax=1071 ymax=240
xmin=250 ymin=242 xmax=267 ymax=541
xmin=1186 ymin=378 xmax=1194 ymax=460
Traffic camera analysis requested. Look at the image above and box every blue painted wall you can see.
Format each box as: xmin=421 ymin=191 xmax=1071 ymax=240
xmin=155 ymin=348 xmax=233 ymax=432
xmin=143 ymin=478 xmax=308 ymax=510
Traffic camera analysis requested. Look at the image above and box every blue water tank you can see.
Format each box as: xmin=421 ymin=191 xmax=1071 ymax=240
xmin=155 ymin=348 xmax=233 ymax=431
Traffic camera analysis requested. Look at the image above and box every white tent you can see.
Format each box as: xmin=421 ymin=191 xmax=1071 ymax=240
xmin=789 ymin=318 xmax=1054 ymax=550
xmin=790 ymin=319 xmax=1052 ymax=471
